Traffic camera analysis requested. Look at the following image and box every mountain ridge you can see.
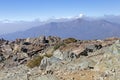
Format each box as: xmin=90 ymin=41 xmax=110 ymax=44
xmin=1 ymin=18 xmax=120 ymax=40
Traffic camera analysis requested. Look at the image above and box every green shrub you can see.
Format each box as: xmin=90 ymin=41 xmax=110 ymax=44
xmin=26 ymin=56 xmax=43 ymax=68
xmin=26 ymin=53 xmax=53 ymax=68
xmin=63 ymin=38 xmax=77 ymax=44
xmin=54 ymin=42 xmax=65 ymax=50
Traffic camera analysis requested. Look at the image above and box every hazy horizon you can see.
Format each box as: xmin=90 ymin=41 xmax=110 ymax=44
xmin=0 ymin=14 xmax=120 ymax=35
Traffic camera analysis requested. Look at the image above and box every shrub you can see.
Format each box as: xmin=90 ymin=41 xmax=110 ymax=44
xmin=26 ymin=53 xmax=53 ymax=68
xmin=26 ymin=56 xmax=43 ymax=68
xmin=63 ymin=38 xmax=77 ymax=44
xmin=54 ymin=42 xmax=65 ymax=50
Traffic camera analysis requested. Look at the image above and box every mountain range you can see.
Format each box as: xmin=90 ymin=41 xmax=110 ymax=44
xmin=1 ymin=16 xmax=120 ymax=40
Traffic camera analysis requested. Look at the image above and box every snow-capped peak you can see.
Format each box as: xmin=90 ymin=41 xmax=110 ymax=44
xmin=44 ymin=14 xmax=85 ymax=22
xmin=79 ymin=13 xmax=84 ymax=18
xmin=51 ymin=13 xmax=85 ymax=20
xmin=74 ymin=13 xmax=84 ymax=18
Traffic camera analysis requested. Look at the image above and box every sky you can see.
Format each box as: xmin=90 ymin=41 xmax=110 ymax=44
xmin=0 ymin=0 xmax=120 ymax=21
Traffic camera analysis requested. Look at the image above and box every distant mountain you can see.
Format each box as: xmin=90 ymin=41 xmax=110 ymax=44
xmin=1 ymin=18 xmax=120 ymax=40
xmin=103 ymin=15 xmax=120 ymax=24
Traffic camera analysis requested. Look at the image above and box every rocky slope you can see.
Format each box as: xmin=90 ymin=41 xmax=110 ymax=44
xmin=0 ymin=36 xmax=120 ymax=80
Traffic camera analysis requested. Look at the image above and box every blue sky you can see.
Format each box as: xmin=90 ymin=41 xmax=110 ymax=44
xmin=0 ymin=0 xmax=120 ymax=21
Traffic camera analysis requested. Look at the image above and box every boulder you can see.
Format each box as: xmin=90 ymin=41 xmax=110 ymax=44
xmin=53 ymin=50 xmax=77 ymax=61
xmin=39 ymin=36 xmax=47 ymax=43
xmin=109 ymin=40 xmax=120 ymax=54
xmin=85 ymin=44 xmax=102 ymax=52
xmin=40 ymin=57 xmax=50 ymax=70
xmin=47 ymin=36 xmax=61 ymax=44
xmin=21 ymin=47 xmax=28 ymax=53
xmin=2 ymin=45 xmax=13 ymax=53
xmin=53 ymin=50 xmax=64 ymax=60
xmin=16 ymin=52 xmax=28 ymax=62
xmin=22 ymin=42 xmax=31 ymax=45
xmin=13 ymin=44 xmax=21 ymax=54
xmin=25 ymin=37 xmax=35 ymax=43
xmin=80 ymin=44 xmax=102 ymax=56
xmin=0 ymin=53 xmax=5 ymax=62
xmin=63 ymin=51 xmax=77 ymax=61
xmin=40 ymin=56 xmax=61 ymax=70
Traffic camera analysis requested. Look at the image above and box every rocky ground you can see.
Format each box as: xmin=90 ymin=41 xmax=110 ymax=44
xmin=0 ymin=36 xmax=120 ymax=80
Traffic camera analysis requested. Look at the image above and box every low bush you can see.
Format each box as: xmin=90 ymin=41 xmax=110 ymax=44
xmin=63 ymin=38 xmax=77 ymax=44
xmin=54 ymin=42 xmax=66 ymax=50
xmin=26 ymin=53 xmax=53 ymax=68
xmin=26 ymin=56 xmax=43 ymax=68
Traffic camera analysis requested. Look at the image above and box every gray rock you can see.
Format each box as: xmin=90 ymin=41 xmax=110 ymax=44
xmin=17 ymin=52 xmax=28 ymax=61
xmin=49 ymin=56 xmax=61 ymax=63
xmin=86 ymin=44 xmax=102 ymax=52
xmin=53 ymin=50 xmax=64 ymax=60
xmin=25 ymin=37 xmax=34 ymax=43
xmin=53 ymin=50 xmax=77 ymax=61
xmin=40 ymin=56 xmax=61 ymax=70
xmin=79 ymin=44 xmax=102 ymax=56
xmin=12 ymin=55 xmax=18 ymax=61
xmin=39 ymin=36 xmax=47 ymax=43
xmin=0 ymin=56 xmax=4 ymax=62
xmin=63 ymin=51 xmax=77 ymax=61
xmin=47 ymin=36 xmax=61 ymax=44
xmin=40 ymin=57 xmax=50 ymax=70
xmin=0 ymin=54 xmax=5 ymax=62
xmin=109 ymin=40 xmax=120 ymax=54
